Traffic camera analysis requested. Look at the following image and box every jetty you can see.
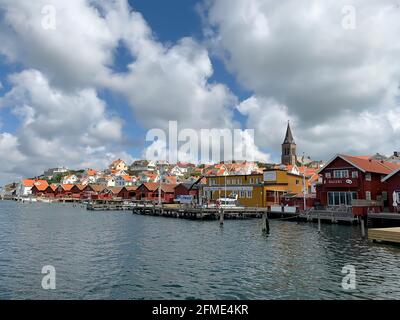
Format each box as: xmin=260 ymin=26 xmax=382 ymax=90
xmin=87 ymin=200 xmax=134 ymax=211
xmin=369 ymin=227 xmax=400 ymax=244
xmin=132 ymin=203 xmax=268 ymax=221
xmin=268 ymin=208 xmax=359 ymax=225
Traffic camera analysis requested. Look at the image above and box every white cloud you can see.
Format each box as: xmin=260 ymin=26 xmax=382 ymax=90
xmin=0 ymin=0 xmax=118 ymax=89
xmin=238 ymin=96 xmax=400 ymax=160
xmin=203 ymin=0 xmax=400 ymax=159
xmin=0 ymin=0 xmax=275 ymax=184
xmin=0 ymin=69 xmax=131 ymax=183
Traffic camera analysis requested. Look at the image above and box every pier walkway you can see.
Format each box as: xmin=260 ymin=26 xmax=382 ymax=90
xmin=132 ymin=203 xmax=268 ymax=220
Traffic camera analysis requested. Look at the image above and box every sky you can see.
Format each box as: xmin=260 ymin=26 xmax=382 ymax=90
xmin=0 ymin=0 xmax=400 ymax=184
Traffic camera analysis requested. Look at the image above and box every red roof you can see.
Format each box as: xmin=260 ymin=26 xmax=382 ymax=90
xmin=29 ymin=180 xmax=49 ymax=191
xmin=86 ymin=169 xmax=97 ymax=176
xmin=141 ymin=183 xmax=159 ymax=191
xmin=61 ymin=184 xmax=74 ymax=191
xmin=164 ymin=176 xmax=177 ymax=184
xmin=340 ymin=155 xmax=400 ymax=174
xmin=157 ymin=184 xmax=178 ymax=193
xmin=23 ymin=179 xmax=48 ymax=188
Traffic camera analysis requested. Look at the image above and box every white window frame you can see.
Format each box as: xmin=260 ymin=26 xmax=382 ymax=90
xmin=365 ymin=173 xmax=372 ymax=181
xmin=333 ymin=170 xmax=349 ymax=178
xmin=325 ymin=172 xmax=331 ymax=179
xmin=366 ymin=191 xmax=371 ymax=201
xmin=352 ymin=171 xmax=358 ymax=178
xmin=247 ymin=190 xmax=253 ymax=198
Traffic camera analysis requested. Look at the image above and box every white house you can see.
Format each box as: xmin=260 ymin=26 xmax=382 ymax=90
xmin=62 ymin=174 xmax=79 ymax=185
xmin=97 ymin=176 xmax=116 ymax=187
xmin=80 ymin=176 xmax=97 ymax=186
xmin=130 ymin=160 xmax=156 ymax=173
xmin=170 ymin=165 xmax=186 ymax=177
xmin=109 ymin=159 xmax=128 ymax=172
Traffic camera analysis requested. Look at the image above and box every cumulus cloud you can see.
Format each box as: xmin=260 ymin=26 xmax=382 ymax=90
xmin=238 ymin=96 xmax=400 ymax=160
xmin=203 ymin=0 xmax=400 ymax=159
xmin=0 ymin=69 xmax=131 ymax=183
xmin=0 ymin=0 xmax=118 ymax=89
xmin=0 ymin=0 xmax=270 ymax=184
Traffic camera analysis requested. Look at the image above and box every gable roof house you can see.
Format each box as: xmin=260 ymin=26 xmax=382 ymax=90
xmin=19 ymin=179 xmax=49 ymax=196
xmin=109 ymin=159 xmax=128 ymax=172
xmin=317 ymin=154 xmax=400 ymax=213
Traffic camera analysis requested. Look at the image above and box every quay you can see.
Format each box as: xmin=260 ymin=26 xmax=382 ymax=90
xmin=132 ymin=203 xmax=268 ymax=221
xmin=369 ymin=227 xmax=400 ymax=244
xmin=268 ymin=208 xmax=359 ymax=225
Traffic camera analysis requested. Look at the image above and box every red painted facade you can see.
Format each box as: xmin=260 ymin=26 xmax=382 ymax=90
xmin=174 ymin=184 xmax=199 ymax=201
xmin=317 ymin=156 xmax=389 ymax=214
xmin=136 ymin=183 xmax=176 ymax=203
xmin=384 ymin=170 xmax=400 ymax=212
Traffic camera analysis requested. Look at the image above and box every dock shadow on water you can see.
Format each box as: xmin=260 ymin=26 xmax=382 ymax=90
xmin=1 ymin=201 xmax=400 ymax=300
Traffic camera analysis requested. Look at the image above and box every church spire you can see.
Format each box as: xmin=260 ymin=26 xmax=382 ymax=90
xmin=283 ymin=121 xmax=295 ymax=144
xmin=281 ymin=121 xmax=297 ymax=165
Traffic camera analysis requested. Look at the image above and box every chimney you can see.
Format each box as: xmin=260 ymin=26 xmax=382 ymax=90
xmin=394 ymin=151 xmax=399 ymax=157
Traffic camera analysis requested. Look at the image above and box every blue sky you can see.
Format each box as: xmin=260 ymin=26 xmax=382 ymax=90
xmin=0 ymin=0 xmax=254 ymax=163
xmin=1 ymin=0 xmax=399 ymax=183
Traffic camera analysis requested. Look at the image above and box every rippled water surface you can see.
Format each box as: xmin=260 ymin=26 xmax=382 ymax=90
xmin=1 ymin=201 xmax=400 ymax=299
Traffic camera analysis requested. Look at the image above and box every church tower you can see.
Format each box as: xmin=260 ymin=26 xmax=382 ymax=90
xmin=281 ymin=121 xmax=297 ymax=165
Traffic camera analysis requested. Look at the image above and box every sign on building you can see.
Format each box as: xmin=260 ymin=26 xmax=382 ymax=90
xmin=264 ymin=171 xmax=277 ymax=182
xmin=176 ymin=195 xmax=193 ymax=204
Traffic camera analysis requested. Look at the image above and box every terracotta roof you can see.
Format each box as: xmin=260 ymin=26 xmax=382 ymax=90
xmin=86 ymin=169 xmax=97 ymax=176
xmin=122 ymin=175 xmax=132 ymax=181
xmin=61 ymin=184 xmax=74 ymax=191
xmin=158 ymin=184 xmax=178 ymax=193
xmin=73 ymin=184 xmax=86 ymax=191
xmin=141 ymin=183 xmax=159 ymax=191
xmin=126 ymin=186 xmax=138 ymax=191
xmin=109 ymin=187 xmax=123 ymax=194
xmin=30 ymin=180 xmax=49 ymax=191
xmin=164 ymin=176 xmax=177 ymax=184
xmin=340 ymin=155 xmax=400 ymax=175
xmin=87 ymin=184 xmax=106 ymax=193
xmin=22 ymin=179 xmax=48 ymax=188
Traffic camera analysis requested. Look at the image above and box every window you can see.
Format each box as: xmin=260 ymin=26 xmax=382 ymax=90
xmin=240 ymin=190 xmax=246 ymax=198
xmin=352 ymin=171 xmax=358 ymax=178
xmin=366 ymin=191 xmax=371 ymax=201
xmin=247 ymin=190 xmax=253 ymax=198
xmin=365 ymin=173 xmax=372 ymax=181
xmin=250 ymin=178 xmax=254 ymax=184
xmin=296 ymin=180 xmax=300 ymax=185
xmin=333 ymin=170 xmax=349 ymax=178
xmin=327 ymin=192 xmax=357 ymax=206
xmin=325 ymin=172 xmax=331 ymax=179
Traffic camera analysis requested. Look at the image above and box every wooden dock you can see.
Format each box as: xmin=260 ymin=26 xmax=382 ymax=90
xmin=368 ymin=227 xmax=400 ymax=244
xmin=132 ymin=204 xmax=267 ymax=221
xmin=87 ymin=202 xmax=134 ymax=211
xmin=268 ymin=209 xmax=359 ymax=225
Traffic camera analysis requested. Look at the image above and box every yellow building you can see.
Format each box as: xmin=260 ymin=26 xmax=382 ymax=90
xmin=263 ymin=169 xmax=304 ymax=206
xmin=202 ymin=169 xmax=305 ymax=207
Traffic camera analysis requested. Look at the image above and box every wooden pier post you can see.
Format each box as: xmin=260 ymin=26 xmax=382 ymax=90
xmin=219 ymin=208 xmax=224 ymax=225
xmin=360 ymin=216 xmax=366 ymax=238
xmin=262 ymin=212 xmax=270 ymax=234
xmin=318 ymin=213 xmax=321 ymax=233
